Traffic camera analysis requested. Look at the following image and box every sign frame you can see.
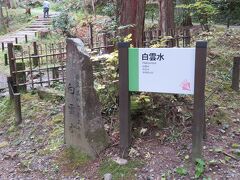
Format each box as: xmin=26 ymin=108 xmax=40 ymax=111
xmin=118 ymin=41 xmax=207 ymax=161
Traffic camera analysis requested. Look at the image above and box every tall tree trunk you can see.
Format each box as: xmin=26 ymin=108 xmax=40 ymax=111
xmin=91 ymin=0 xmax=96 ymax=18
xmin=120 ymin=0 xmax=145 ymax=47
xmin=159 ymin=0 xmax=174 ymax=35
xmin=120 ymin=0 xmax=137 ymax=46
xmin=135 ymin=0 xmax=146 ymax=47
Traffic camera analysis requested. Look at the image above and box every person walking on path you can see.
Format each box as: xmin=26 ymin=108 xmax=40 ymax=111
xmin=43 ymin=0 xmax=50 ymax=18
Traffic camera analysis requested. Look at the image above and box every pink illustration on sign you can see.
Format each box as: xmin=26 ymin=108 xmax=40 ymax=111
xmin=181 ymin=80 xmax=191 ymax=91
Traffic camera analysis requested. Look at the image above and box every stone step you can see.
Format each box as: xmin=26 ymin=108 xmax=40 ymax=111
xmin=33 ymin=22 xmax=51 ymax=25
xmin=26 ymin=25 xmax=51 ymax=28
xmin=0 ymin=16 xmax=56 ymax=49
xmin=24 ymin=28 xmax=50 ymax=31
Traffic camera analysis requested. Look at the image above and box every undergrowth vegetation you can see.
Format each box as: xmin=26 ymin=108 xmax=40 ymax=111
xmin=0 ymin=8 xmax=33 ymax=35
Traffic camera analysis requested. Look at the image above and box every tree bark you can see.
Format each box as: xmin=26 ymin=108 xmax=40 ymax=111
xmin=159 ymin=0 xmax=174 ymax=35
xmin=120 ymin=0 xmax=146 ymax=47
xmin=135 ymin=0 xmax=146 ymax=47
xmin=120 ymin=0 xmax=137 ymax=46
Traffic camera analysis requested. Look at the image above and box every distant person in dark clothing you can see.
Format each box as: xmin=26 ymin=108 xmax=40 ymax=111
xmin=43 ymin=0 xmax=50 ymax=18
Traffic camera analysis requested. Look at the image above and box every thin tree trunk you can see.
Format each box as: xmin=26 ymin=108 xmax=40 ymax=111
xmin=91 ymin=0 xmax=96 ymax=18
xmin=120 ymin=0 xmax=137 ymax=46
xmin=0 ymin=0 xmax=6 ymax=33
xmin=135 ymin=0 xmax=146 ymax=47
xmin=159 ymin=0 xmax=174 ymax=35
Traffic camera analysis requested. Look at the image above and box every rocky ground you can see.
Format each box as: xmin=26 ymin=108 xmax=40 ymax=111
xmin=0 ymin=92 xmax=240 ymax=179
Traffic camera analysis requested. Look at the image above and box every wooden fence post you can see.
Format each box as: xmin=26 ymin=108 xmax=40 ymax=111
xmin=171 ymin=29 xmax=176 ymax=47
xmin=176 ymin=30 xmax=180 ymax=47
xmin=14 ymin=93 xmax=22 ymax=125
xmin=25 ymin=35 xmax=28 ymax=43
xmin=102 ymin=33 xmax=107 ymax=54
xmin=33 ymin=41 xmax=39 ymax=66
xmin=52 ymin=67 xmax=59 ymax=80
xmin=8 ymin=43 xmax=16 ymax=86
xmin=1 ymin=42 xmax=4 ymax=51
xmin=63 ymin=104 xmax=66 ymax=144
xmin=149 ymin=31 xmax=153 ymax=42
xmin=118 ymin=42 xmax=131 ymax=158
xmin=16 ymin=62 xmax=27 ymax=92
xmin=232 ymin=57 xmax=240 ymax=91
xmin=4 ymin=53 xmax=8 ymax=66
xmin=192 ymin=41 xmax=207 ymax=161
xmin=89 ymin=23 xmax=94 ymax=50
xmin=185 ymin=28 xmax=191 ymax=47
xmin=143 ymin=31 xmax=147 ymax=47
xmin=7 ymin=76 xmax=14 ymax=100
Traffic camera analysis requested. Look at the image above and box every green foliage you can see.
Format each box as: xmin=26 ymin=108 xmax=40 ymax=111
xmin=175 ymin=0 xmax=194 ymax=26
xmin=52 ymin=0 xmax=84 ymax=12
xmin=0 ymin=97 xmax=14 ymax=125
xmin=195 ymin=158 xmax=205 ymax=178
xmin=95 ymin=51 xmax=118 ymax=115
xmin=99 ymin=2 xmax=116 ymax=17
xmin=150 ymin=36 xmax=172 ymax=48
xmin=52 ymin=10 xmax=76 ymax=37
xmin=1 ymin=8 xmax=33 ymax=34
xmin=178 ymin=0 xmax=218 ymax=31
xmin=212 ymin=0 xmax=240 ymax=25
xmin=95 ymin=2 xmax=118 ymax=32
xmin=51 ymin=82 xmax=65 ymax=92
xmin=64 ymin=147 xmax=91 ymax=166
xmin=95 ymin=34 xmax=133 ymax=115
xmin=176 ymin=167 xmax=188 ymax=176
xmin=145 ymin=4 xmax=159 ymax=22
xmin=99 ymin=159 xmax=142 ymax=180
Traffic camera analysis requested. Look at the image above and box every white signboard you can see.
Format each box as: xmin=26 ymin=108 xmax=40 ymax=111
xmin=128 ymin=48 xmax=196 ymax=95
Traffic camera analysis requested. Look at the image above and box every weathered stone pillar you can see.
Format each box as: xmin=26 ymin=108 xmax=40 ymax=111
xmin=65 ymin=38 xmax=108 ymax=158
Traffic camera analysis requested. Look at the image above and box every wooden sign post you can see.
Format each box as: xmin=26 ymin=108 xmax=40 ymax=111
xmin=118 ymin=41 xmax=207 ymax=160
xmin=118 ymin=42 xmax=131 ymax=157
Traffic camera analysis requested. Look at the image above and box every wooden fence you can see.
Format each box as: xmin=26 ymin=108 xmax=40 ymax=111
xmin=7 ymin=41 xmax=66 ymax=92
xmin=143 ymin=28 xmax=191 ymax=47
xmin=82 ymin=23 xmax=191 ymax=53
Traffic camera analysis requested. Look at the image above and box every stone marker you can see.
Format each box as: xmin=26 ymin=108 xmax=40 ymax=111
xmin=104 ymin=173 xmax=113 ymax=180
xmin=64 ymin=38 xmax=108 ymax=158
